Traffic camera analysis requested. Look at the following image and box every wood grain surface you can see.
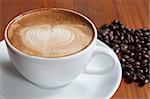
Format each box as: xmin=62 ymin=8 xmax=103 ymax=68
xmin=0 ymin=0 xmax=149 ymax=98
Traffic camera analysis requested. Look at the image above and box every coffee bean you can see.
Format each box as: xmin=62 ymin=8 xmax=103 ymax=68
xmin=128 ymin=45 xmax=135 ymax=50
xmin=137 ymin=44 xmax=142 ymax=49
xmin=120 ymin=35 xmax=124 ymax=40
xmin=130 ymin=36 xmax=134 ymax=43
xmin=138 ymin=81 xmax=145 ymax=87
xmin=144 ymin=32 xmax=150 ymax=36
xmin=137 ymin=56 xmax=142 ymax=60
xmin=104 ymin=40 xmax=110 ymax=45
xmin=143 ymin=47 xmax=148 ymax=51
xmin=143 ymin=54 xmax=149 ymax=58
xmin=144 ymin=67 xmax=148 ymax=73
xmin=124 ymin=55 xmax=130 ymax=59
xmin=141 ymin=40 xmax=145 ymax=44
xmin=142 ymin=62 xmax=148 ymax=67
xmin=125 ymin=77 xmax=133 ymax=84
xmin=126 ymin=64 xmax=133 ymax=69
xmin=128 ymin=58 xmax=135 ymax=63
xmin=125 ymin=50 xmax=131 ymax=54
xmin=142 ymin=50 xmax=147 ymax=54
xmin=113 ymin=39 xmax=121 ymax=44
xmin=100 ymin=24 xmax=108 ymax=29
xmin=121 ymin=58 xmax=126 ymax=63
xmin=112 ymin=19 xmax=120 ymax=25
xmin=124 ymin=40 xmax=129 ymax=44
xmin=116 ymin=31 xmax=121 ymax=37
xmin=142 ymin=59 xmax=148 ymax=63
xmin=138 ymin=69 xmax=144 ymax=74
xmin=130 ymin=52 xmax=135 ymax=56
xmin=145 ymin=79 xmax=149 ymax=84
xmin=103 ymin=29 xmax=110 ymax=36
xmin=133 ymin=65 xmax=140 ymax=69
xmin=108 ymin=24 xmax=116 ymax=30
xmin=115 ymin=48 xmax=120 ymax=53
xmin=133 ymin=75 xmax=137 ymax=81
xmin=139 ymin=74 xmax=145 ymax=80
xmin=146 ymin=43 xmax=150 ymax=46
xmin=135 ymin=62 xmax=140 ymax=65
xmin=148 ymin=51 xmax=150 ymax=55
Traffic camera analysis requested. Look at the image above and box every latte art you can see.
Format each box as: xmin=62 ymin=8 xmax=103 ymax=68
xmin=8 ymin=9 xmax=93 ymax=57
xmin=20 ymin=24 xmax=88 ymax=57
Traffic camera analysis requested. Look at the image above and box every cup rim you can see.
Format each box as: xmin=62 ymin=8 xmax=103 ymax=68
xmin=4 ymin=8 xmax=97 ymax=60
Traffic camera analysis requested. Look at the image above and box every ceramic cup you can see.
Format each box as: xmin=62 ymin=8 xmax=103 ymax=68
xmin=4 ymin=8 xmax=118 ymax=88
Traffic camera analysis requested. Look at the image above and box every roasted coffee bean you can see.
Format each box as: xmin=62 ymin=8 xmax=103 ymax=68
xmin=124 ymin=55 xmax=130 ymax=59
xmin=144 ymin=32 xmax=150 ymax=36
xmin=137 ymin=69 xmax=144 ymax=74
xmin=100 ymin=24 xmax=108 ymax=29
xmin=129 ymin=36 xmax=134 ymax=43
xmin=143 ymin=54 xmax=149 ymax=58
xmin=125 ymin=72 xmax=135 ymax=83
xmin=138 ymin=81 xmax=145 ymax=87
xmin=125 ymin=77 xmax=133 ymax=84
xmin=142 ymin=50 xmax=147 ymax=54
xmin=121 ymin=58 xmax=126 ymax=63
xmin=133 ymin=74 xmax=137 ymax=81
xmin=133 ymin=65 xmax=140 ymax=69
xmin=126 ymin=64 xmax=133 ymax=69
xmin=141 ymin=40 xmax=145 ymax=44
xmin=137 ymin=56 xmax=142 ymax=60
xmin=124 ymin=40 xmax=129 ymax=44
xmin=97 ymin=20 xmax=150 ymax=87
xmin=142 ymin=59 xmax=148 ymax=63
xmin=137 ymin=44 xmax=142 ymax=49
xmin=104 ymin=40 xmax=110 ymax=45
xmin=120 ymin=44 xmax=128 ymax=51
xmin=144 ymin=67 xmax=148 ymax=73
xmin=128 ymin=58 xmax=135 ymax=63
xmin=116 ymin=31 xmax=121 ymax=37
xmin=113 ymin=39 xmax=121 ymax=44
xmin=145 ymin=79 xmax=149 ymax=84
xmin=103 ymin=29 xmax=110 ymax=36
xmin=130 ymin=52 xmax=135 ymax=57
xmin=115 ymin=48 xmax=120 ymax=53
xmin=112 ymin=19 xmax=120 ymax=25
xmin=143 ymin=47 xmax=148 ymax=51
xmin=128 ymin=45 xmax=135 ymax=50
xmin=135 ymin=62 xmax=140 ymax=65
xmin=120 ymin=35 xmax=124 ymax=40
xmin=108 ymin=24 xmax=116 ymax=30
xmin=142 ymin=62 xmax=148 ymax=67
xmin=147 ymin=50 xmax=150 ymax=55
xmin=109 ymin=31 xmax=114 ymax=37
xmin=110 ymin=36 xmax=114 ymax=40
xmin=146 ymin=43 xmax=150 ymax=46
xmin=125 ymin=50 xmax=131 ymax=54
xmin=139 ymin=74 xmax=145 ymax=80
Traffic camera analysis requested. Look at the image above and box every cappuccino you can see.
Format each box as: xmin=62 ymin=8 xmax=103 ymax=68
xmin=8 ymin=9 xmax=93 ymax=58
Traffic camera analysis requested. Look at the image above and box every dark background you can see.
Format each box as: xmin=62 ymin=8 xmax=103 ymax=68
xmin=0 ymin=0 xmax=149 ymax=98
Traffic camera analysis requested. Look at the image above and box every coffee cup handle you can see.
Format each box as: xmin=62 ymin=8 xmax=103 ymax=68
xmin=83 ymin=44 xmax=118 ymax=75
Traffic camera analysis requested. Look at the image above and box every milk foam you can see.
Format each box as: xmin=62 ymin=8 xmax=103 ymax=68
xmin=19 ymin=24 xmax=91 ymax=57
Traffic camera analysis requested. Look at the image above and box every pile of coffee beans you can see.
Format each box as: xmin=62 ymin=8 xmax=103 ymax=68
xmin=97 ymin=20 xmax=150 ymax=87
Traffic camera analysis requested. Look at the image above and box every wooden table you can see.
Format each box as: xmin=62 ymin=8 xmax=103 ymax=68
xmin=0 ymin=0 xmax=149 ymax=98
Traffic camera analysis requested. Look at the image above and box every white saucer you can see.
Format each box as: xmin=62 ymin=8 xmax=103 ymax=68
xmin=0 ymin=40 xmax=122 ymax=99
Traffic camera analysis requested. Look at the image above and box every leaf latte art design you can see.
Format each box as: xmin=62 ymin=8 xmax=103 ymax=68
xmin=20 ymin=24 xmax=91 ymax=57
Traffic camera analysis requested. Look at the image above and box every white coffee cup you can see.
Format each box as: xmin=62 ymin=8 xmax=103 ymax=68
xmin=4 ymin=8 xmax=118 ymax=88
